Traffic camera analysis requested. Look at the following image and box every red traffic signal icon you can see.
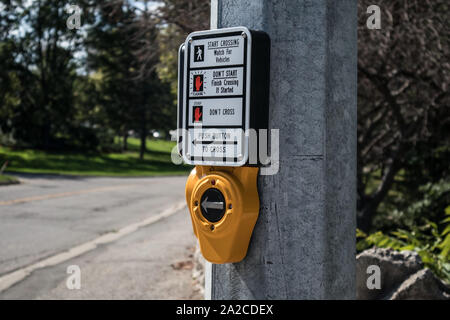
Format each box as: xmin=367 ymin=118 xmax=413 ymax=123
xmin=193 ymin=106 xmax=203 ymax=123
xmin=194 ymin=75 xmax=203 ymax=92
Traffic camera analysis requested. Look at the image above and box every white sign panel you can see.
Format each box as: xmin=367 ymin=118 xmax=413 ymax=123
xmin=189 ymin=67 xmax=244 ymax=97
xmin=186 ymin=128 xmax=244 ymax=161
xmin=189 ymin=35 xmax=245 ymax=68
xmin=182 ymin=27 xmax=252 ymax=166
xmin=188 ymin=98 xmax=243 ymax=126
xmin=188 ymin=128 xmax=243 ymax=144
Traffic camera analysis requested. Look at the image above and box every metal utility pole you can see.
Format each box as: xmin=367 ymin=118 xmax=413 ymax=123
xmin=206 ymin=0 xmax=357 ymax=299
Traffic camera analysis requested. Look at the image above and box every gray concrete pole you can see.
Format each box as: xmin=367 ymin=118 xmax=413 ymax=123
xmin=207 ymin=0 xmax=357 ymax=299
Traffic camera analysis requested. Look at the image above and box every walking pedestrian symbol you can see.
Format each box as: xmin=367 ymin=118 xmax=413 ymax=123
xmin=194 ymin=45 xmax=204 ymax=62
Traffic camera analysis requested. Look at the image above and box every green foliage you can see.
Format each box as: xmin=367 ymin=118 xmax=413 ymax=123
xmin=356 ymin=0 xmax=450 ymax=231
xmin=374 ymin=178 xmax=450 ymax=232
xmin=357 ymin=206 xmax=450 ymax=283
xmin=0 ymin=0 xmax=100 ymax=149
xmin=0 ymin=1 xmax=177 ymax=153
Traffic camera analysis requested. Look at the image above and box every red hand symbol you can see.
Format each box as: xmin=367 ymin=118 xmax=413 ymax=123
xmin=194 ymin=107 xmax=202 ymax=122
xmin=195 ymin=76 xmax=203 ymax=91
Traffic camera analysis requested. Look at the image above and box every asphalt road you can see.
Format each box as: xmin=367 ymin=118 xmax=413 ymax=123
xmin=0 ymin=174 xmax=201 ymax=299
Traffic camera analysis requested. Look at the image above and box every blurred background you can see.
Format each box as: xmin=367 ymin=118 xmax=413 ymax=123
xmin=0 ymin=0 xmax=210 ymax=177
xmin=0 ymin=0 xmax=448 ymax=298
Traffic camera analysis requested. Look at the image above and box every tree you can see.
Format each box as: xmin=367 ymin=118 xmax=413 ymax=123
xmin=87 ymin=0 xmax=170 ymax=159
xmin=357 ymin=0 xmax=449 ymax=231
xmin=86 ymin=0 xmax=141 ymax=151
xmin=157 ymin=0 xmax=210 ymax=34
xmin=0 ymin=0 xmax=96 ymax=149
xmin=151 ymin=0 xmax=211 ymax=139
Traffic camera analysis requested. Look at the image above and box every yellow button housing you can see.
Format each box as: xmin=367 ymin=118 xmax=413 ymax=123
xmin=186 ymin=166 xmax=259 ymax=263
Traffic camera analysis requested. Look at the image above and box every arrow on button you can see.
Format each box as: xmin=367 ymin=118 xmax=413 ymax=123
xmin=201 ymin=196 xmax=224 ymax=212
xmin=192 ymin=139 xmax=238 ymax=145
xmin=192 ymin=139 xmax=213 ymax=145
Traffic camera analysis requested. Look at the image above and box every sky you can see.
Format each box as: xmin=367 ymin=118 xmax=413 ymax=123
xmin=129 ymin=0 xmax=163 ymax=12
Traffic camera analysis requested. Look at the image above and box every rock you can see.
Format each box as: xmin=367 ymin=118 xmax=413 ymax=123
xmin=194 ymin=245 xmax=450 ymax=299
xmin=357 ymin=247 xmax=450 ymax=300
xmin=357 ymin=247 xmax=423 ymax=300
xmin=387 ymin=269 xmax=450 ymax=300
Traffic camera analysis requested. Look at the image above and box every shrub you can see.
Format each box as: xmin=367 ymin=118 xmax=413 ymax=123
xmin=357 ymin=206 xmax=450 ymax=283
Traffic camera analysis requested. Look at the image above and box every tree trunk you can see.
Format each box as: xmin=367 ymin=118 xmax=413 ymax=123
xmin=357 ymin=148 xmax=402 ymax=232
xmin=139 ymin=128 xmax=146 ymax=160
xmin=122 ymin=130 xmax=128 ymax=151
xmin=357 ymin=208 xmax=375 ymax=233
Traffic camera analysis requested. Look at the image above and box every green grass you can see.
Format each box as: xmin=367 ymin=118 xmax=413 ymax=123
xmin=0 ymin=138 xmax=191 ymax=177
xmin=0 ymin=174 xmax=19 ymax=185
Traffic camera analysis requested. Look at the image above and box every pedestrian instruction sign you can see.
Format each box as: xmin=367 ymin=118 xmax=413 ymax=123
xmin=178 ymin=27 xmax=270 ymax=166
